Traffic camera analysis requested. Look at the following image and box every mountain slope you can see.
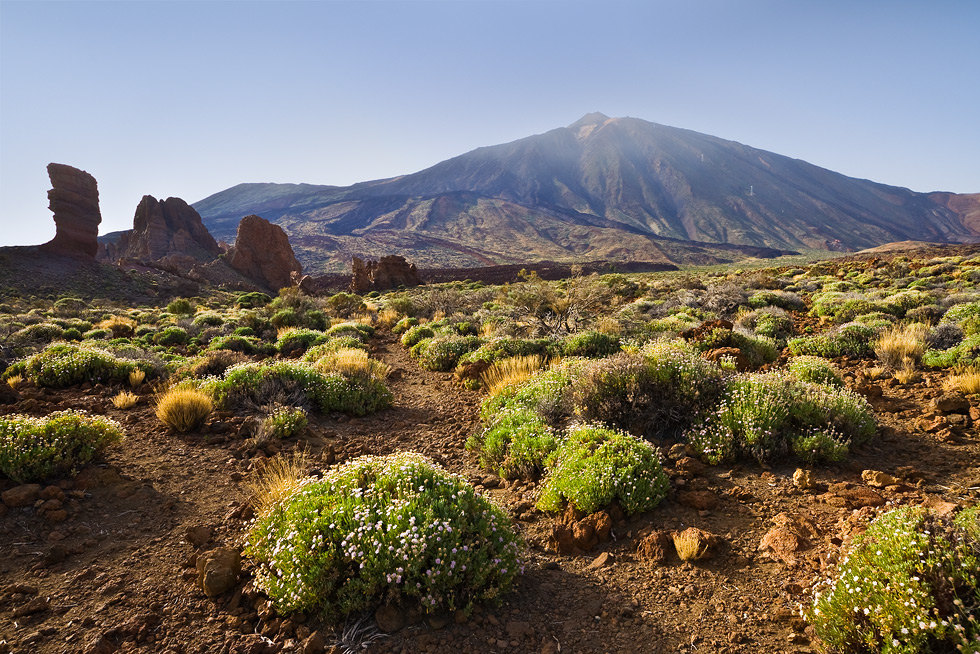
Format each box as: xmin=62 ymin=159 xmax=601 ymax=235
xmin=194 ymin=114 xmax=980 ymax=273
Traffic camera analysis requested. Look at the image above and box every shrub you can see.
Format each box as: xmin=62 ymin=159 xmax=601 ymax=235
xmin=922 ymin=333 xmax=980 ymax=369
xmin=928 ymin=323 xmax=964 ymax=351
xmin=537 ymin=424 xmax=670 ymax=515
xmin=392 ymin=316 xmax=419 ymax=335
xmin=787 ymin=356 xmax=844 ymax=388
xmin=276 ymin=328 xmax=329 ymax=357
xmin=561 ymin=330 xmax=621 ymax=358
xmin=167 ymin=298 xmax=194 ymax=315
xmin=96 ymin=316 xmax=136 ymax=337
xmin=53 ymin=297 xmax=87 ymax=316
xmin=479 ymin=355 xmax=550 ymax=397
xmin=325 ymin=292 xmax=366 ymax=318
xmin=572 ymin=341 xmax=724 ymax=441
xmin=300 ymin=337 xmax=368 ymax=362
xmin=260 ymin=406 xmax=308 ymax=439
xmin=179 ymin=350 xmax=250 ymax=379
xmin=811 ymin=292 xmax=876 ymax=323
xmin=11 ymin=342 xmax=143 ymax=388
xmin=458 ymin=338 xmax=557 ymax=369
xmin=154 ymin=326 xmax=189 ymax=347
xmin=13 ymin=322 xmax=65 ymax=343
xmin=313 ymin=348 xmax=390 ymax=381
xmin=208 ymin=334 xmax=262 ymax=354
xmin=111 ymin=390 xmax=139 ymax=409
xmin=0 ymin=410 xmax=124 ymax=483
xmin=245 ymin=452 xmax=522 ymax=619
xmin=747 ymin=289 xmax=806 ymax=311
xmin=686 ymin=372 xmax=875 ymax=465
xmin=237 ymin=292 xmax=272 ymax=309
xmin=738 ymin=307 xmax=794 ymax=345
xmin=807 ymin=506 xmax=980 ymax=654
xmin=155 ymin=385 xmax=213 ymax=432
xmin=467 ymin=408 xmax=557 ymax=479
xmin=324 ymin=322 xmax=374 ymax=341
xmin=411 ymin=335 xmax=481 ymax=372
xmin=401 ymin=324 xmax=435 ymax=348
xmin=83 ymin=328 xmax=111 ymax=340
xmin=943 ymin=365 xmax=980 ymax=395
xmin=788 ymin=323 xmax=877 ymax=358
xmin=192 ymin=312 xmax=224 ymax=328
xmin=271 ymin=308 xmax=300 ymax=329
xmin=206 ymin=361 xmax=392 ymax=416
xmin=691 ymin=327 xmax=779 ymax=368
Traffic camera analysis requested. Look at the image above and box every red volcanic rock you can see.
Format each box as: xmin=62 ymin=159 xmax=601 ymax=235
xmin=350 ymin=255 xmax=422 ymax=293
xmin=227 ymin=215 xmax=302 ymax=291
xmin=39 ymin=163 xmax=102 ymax=258
xmin=106 ymin=196 xmax=221 ymax=264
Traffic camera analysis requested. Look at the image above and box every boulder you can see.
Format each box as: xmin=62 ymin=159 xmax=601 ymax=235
xmin=39 ymin=163 xmax=102 ymax=258
xmin=104 ymin=196 xmax=221 ymax=264
xmin=196 ymin=547 xmax=241 ymax=597
xmin=227 ymin=215 xmax=302 ymax=291
xmin=350 ymin=255 xmax=422 ymax=293
xmin=758 ymin=513 xmax=817 ymax=565
xmin=636 ymin=530 xmax=672 ymax=563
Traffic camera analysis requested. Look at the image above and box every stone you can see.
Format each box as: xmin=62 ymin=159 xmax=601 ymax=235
xmin=548 ymin=510 xmax=612 ymax=554
xmin=933 ymin=393 xmax=971 ymax=414
xmin=677 ymin=490 xmax=718 ymax=511
xmin=103 ymin=196 xmax=221 ymax=265
xmin=505 ymin=620 xmax=533 ymax=639
xmin=758 ymin=513 xmax=814 ymax=565
xmin=350 ymin=255 xmax=422 ymax=293
xmin=636 ymin=530 xmax=672 ymax=564
xmin=587 ymin=551 xmax=614 ymax=569
xmin=227 ymin=215 xmax=302 ymax=291
xmin=0 ymin=383 xmax=19 ymax=405
xmin=374 ymin=603 xmax=405 ymax=633
xmin=2 ymin=484 xmax=42 ymax=508
xmin=301 ymin=631 xmax=325 ymax=654
xmin=861 ymin=469 xmax=899 ymax=488
xmin=196 ymin=547 xmax=241 ymax=597
xmin=39 ymin=163 xmax=102 ymax=258
xmin=674 ymin=456 xmax=706 ymax=476
xmin=185 ymin=525 xmax=212 ymax=549
xmin=920 ymin=495 xmax=958 ymax=517
xmin=792 ymin=468 xmax=815 ymax=491
xmin=828 ymin=483 xmax=885 ymax=509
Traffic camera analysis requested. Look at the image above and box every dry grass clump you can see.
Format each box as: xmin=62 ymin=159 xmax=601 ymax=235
xmin=873 ymin=323 xmax=928 ymax=371
xmin=128 ymin=369 xmax=146 ymax=388
xmin=111 ymin=390 xmax=139 ymax=409
xmin=96 ymin=315 xmax=136 ymax=337
xmin=943 ymin=364 xmax=980 ymax=395
xmin=155 ymin=385 xmax=213 ymax=432
xmin=377 ymin=308 xmax=401 ymax=328
xmin=672 ymin=528 xmax=710 ymax=562
xmin=314 ymin=348 xmax=390 ymax=380
xmin=864 ymin=366 xmax=888 ymax=381
xmin=480 ymin=355 xmax=550 ymax=396
xmin=893 ymin=368 xmax=920 ymax=385
xmin=245 ymin=450 xmax=311 ymax=518
xmin=6 ymin=374 xmax=23 ymax=390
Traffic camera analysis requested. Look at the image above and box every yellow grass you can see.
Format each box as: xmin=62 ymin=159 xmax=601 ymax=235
xmin=865 ymin=366 xmax=888 ymax=381
xmin=377 ymin=308 xmax=401 ymax=328
xmin=111 ymin=390 xmax=139 ymax=409
xmin=128 ymin=369 xmax=146 ymax=388
xmin=314 ymin=348 xmax=390 ymax=380
xmin=276 ymin=326 xmax=298 ymax=338
xmin=943 ymin=365 xmax=980 ymax=395
xmin=893 ymin=367 xmax=920 ymax=385
xmin=874 ymin=324 xmax=928 ymax=370
xmin=672 ymin=529 xmax=709 ymax=562
xmin=597 ymin=317 xmax=623 ymax=336
xmin=96 ymin=315 xmax=137 ymax=337
xmin=246 ymin=450 xmax=311 ymax=518
xmin=155 ymin=385 xmax=213 ymax=433
xmin=6 ymin=374 xmax=23 ymax=390
xmin=480 ymin=355 xmax=550 ymax=395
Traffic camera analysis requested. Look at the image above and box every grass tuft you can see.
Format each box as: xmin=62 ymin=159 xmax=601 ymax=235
xmin=480 ymin=355 xmax=550 ymax=396
xmin=111 ymin=390 xmax=139 ymax=409
xmin=155 ymin=385 xmax=213 ymax=432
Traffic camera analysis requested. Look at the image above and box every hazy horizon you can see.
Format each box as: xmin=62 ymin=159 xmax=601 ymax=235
xmin=2 ymin=0 xmax=978 ymax=247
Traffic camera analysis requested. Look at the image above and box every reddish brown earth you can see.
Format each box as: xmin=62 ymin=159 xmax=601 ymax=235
xmin=1 ymin=333 xmax=979 ymax=654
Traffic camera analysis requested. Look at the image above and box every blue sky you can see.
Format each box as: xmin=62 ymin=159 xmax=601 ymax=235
xmin=1 ymin=0 xmax=978 ymax=246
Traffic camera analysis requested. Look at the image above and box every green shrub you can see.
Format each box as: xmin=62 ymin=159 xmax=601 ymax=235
xmin=811 ymin=292 xmax=876 ymax=323
xmin=738 ymin=307 xmax=794 ymax=345
xmin=261 ymin=406 xmax=308 ymax=439
xmin=178 ymin=350 xmax=250 ymax=379
xmin=807 ymin=506 xmax=980 ymax=654
xmin=324 ymin=322 xmax=374 ymax=341
xmin=83 ymin=328 xmax=111 ymax=340
xmin=246 ymin=452 xmax=522 ymax=619
xmin=941 ymin=300 xmax=980 ymax=326
xmin=205 ymin=361 xmax=392 ymax=416
xmin=458 ymin=338 xmax=557 ymax=368
xmin=236 ymin=292 xmax=273 ymax=309
xmin=401 ymin=324 xmax=435 ymax=348
xmin=411 ymin=335 xmax=481 ymax=372
xmin=691 ymin=327 xmax=779 ymax=368
xmin=0 ymin=410 xmax=124 ymax=483
xmin=192 ymin=312 xmax=224 ymax=328
xmin=13 ymin=322 xmax=66 ymax=343
xmin=562 ymin=330 xmax=621 ymax=358
xmin=325 ymin=292 xmax=367 ymax=318
xmin=787 ymin=356 xmax=844 ymax=388
xmin=10 ymin=342 xmax=144 ymax=388
xmin=167 ymin=298 xmax=194 ymax=315
xmin=922 ymin=333 xmax=980 ymax=369
xmin=271 ymin=308 xmax=300 ymax=329
xmin=392 ymin=316 xmax=419 ymax=335
xmin=208 ymin=334 xmax=262 ymax=354
xmin=686 ymin=372 xmax=875 ymax=465
xmin=53 ymin=297 xmax=87 ymax=316
xmin=537 ymin=424 xmax=670 ymax=516
xmin=573 ymin=341 xmax=724 ymax=440
xmin=300 ymin=337 xmax=368 ymax=362
xmin=276 ymin=329 xmax=329 ymax=356
xmin=481 ymin=358 xmax=588 ymax=430
xmin=154 ymin=326 xmax=189 ymax=347
xmin=788 ymin=323 xmax=877 ymax=358
xmin=467 ymin=408 xmax=557 ymax=480
xmin=747 ymin=289 xmax=805 ymax=311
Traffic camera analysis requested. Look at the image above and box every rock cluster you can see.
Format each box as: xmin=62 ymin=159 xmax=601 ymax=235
xmin=39 ymin=163 xmax=102 ymax=258
xmin=350 ymin=255 xmax=422 ymax=293
xmin=104 ymin=196 xmax=221 ymax=265
xmin=227 ymin=215 xmax=302 ymax=291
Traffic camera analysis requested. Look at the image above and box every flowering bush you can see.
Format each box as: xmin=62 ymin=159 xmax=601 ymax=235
xmin=275 ymin=328 xmax=329 ymax=356
xmin=807 ymin=506 xmax=980 ymax=654
xmin=410 ymin=335 xmax=481 ymax=372
xmin=262 ymin=406 xmax=308 ymax=439
xmin=537 ymin=424 xmax=670 ymax=516
xmin=467 ymin=408 xmax=558 ymax=479
xmin=561 ymin=330 xmax=621 ymax=358
xmin=246 ymin=452 xmax=522 ymax=619
xmin=788 ymin=322 xmax=877 ymax=358
xmin=787 ymin=355 xmax=844 ymax=388
xmin=6 ymin=342 xmax=146 ymax=388
xmin=400 ymin=324 xmax=435 ymax=348
xmin=0 ymin=410 xmax=124 ymax=483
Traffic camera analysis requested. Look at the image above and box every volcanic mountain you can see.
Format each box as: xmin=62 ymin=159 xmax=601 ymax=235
xmin=194 ymin=113 xmax=980 ymax=273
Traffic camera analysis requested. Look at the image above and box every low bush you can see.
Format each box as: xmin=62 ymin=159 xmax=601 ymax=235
xmin=0 ymin=410 xmax=124 ymax=483
xmin=154 ymin=326 xmax=189 ymax=347
xmin=325 ymin=322 xmax=375 ymax=341
xmin=13 ymin=322 xmax=65 ymax=343
xmin=874 ymin=323 xmax=928 ymax=371
xmin=411 ymin=335 xmax=481 ymax=372
xmin=747 ymin=289 xmax=806 ymax=311
xmin=400 ymin=324 xmax=435 ymax=348
xmin=178 ymin=350 xmax=250 ymax=379
xmin=690 ymin=327 xmax=778 ymax=368
xmin=236 ymin=292 xmax=272 ymax=309
xmin=299 ymin=337 xmax=367 ymax=362
xmin=536 ymin=424 xmax=670 ymax=516
xmin=807 ymin=506 xmax=980 ymax=654
xmin=192 ymin=312 xmax=224 ymax=328
xmin=392 ymin=316 xmax=419 ymax=335
xmin=467 ymin=408 xmax=557 ymax=479
xmin=155 ymin=385 xmax=213 ymax=433
xmin=167 ymin=298 xmax=194 ymax=315
xmin=738 ymin=307 xmax=794 ymax=345
xmin=685 ymin=372 xmax=875 ymax=465
xmin=561 ymin=330 xmax=621 ymax=358
xmin=6 ymin=342 xmax=146 ymax=388
xmin=458 ymin=337 xmax=557 ymax=369
xmin=245 ymin=452 xmax=522 ymax=619
xmin=275 ymin=328 xmax=329 ymax=356
xmin=208 ymin=334 xmax=262 ymax=354
xmin=787 ymin=323 xmax=877 ymax=358
xmin=260 ymin=406 xmax=308 ymax=439
xmin=922 ymin=333 xmax=980 ymax=369
xmin=787 ymin=356 xmax=844 ymax=388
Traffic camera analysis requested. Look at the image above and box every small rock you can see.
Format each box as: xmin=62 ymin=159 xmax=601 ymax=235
xmin=43 ymin=544 xmax=69 ymax=565
xmin=667 ymin=443 xmax=689 ymax=460
xmin=792 ymin=468 xmax=815 ymax=491
xmin=587 ymin=552 xmax=614 ymax=569
xmin=674 ymin=457 xmax=706 ymax=476
xmin=920 ymin=495 xmax=958 ymax=517
xmin=933 ymin=393 xmax=971 ymax=414
xmin=301 ymin=630 xmax=325 ymax=654
xmin=677 ymin=490 xmax=718 ymax=511
xmin=13 ymin=596 xmax=50 ymax=617
xmin=374 ymin=603 xmax=405 ymax=633
xmin=861 ymin=469 xmax=899 ymax=488
xmin=185 ymin=525 xmax=212 ymax=549
xmin=196 ymin=547 xmax=241 ymax=597
xmin=2 ymin=484 xmax=42 ymax=508
xmin=636 ymin=530 xmax=672 ymax=564
xmin=506 ymin=620 xmax=533 ymax=640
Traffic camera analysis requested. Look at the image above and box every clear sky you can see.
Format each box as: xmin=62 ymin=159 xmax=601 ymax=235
xmin=1 ymin=0 xmax=978 ymax=247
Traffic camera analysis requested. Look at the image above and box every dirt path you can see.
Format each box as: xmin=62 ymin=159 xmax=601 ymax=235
xmin=1 ymin=333 xmax=979 ymax=654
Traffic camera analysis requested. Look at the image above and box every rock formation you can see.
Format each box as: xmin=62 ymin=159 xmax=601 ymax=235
xmin=39 ymin=163 xmax=102 ymax=258
xmin=350 ymin=255 xmax=422 ymax=293
xmin=227 ymin=215 xmax=302 ymax=291
xmin=105 ymin=196 xmax=221 ymax=265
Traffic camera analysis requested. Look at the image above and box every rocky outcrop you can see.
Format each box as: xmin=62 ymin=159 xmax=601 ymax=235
xmin=227 ymin=215 xmax=301 ymax=291
xmin=105 ymin=196 xmax=221 ymax=265
xmin=39 ymin=163 xmax=102 ymax=258
xmin=350 ymin=255 xmax=422 ymax=293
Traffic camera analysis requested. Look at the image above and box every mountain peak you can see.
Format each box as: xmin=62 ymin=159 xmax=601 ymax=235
xmin=568 ymin=112 xmax=611 ymax=129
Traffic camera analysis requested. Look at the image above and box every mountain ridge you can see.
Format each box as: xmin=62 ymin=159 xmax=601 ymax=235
xmin=193 ymin=114 xmax=980 ymax=274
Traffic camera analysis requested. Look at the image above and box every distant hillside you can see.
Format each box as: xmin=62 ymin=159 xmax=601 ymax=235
xmin=194 ymin=113 xmax=980 ymax=274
